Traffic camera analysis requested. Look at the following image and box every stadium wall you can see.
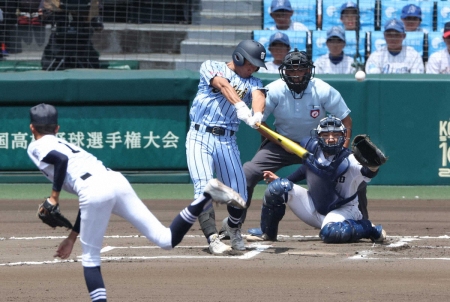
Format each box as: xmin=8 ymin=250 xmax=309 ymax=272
xmin=0 ymin=70 xmax=448 ymax=185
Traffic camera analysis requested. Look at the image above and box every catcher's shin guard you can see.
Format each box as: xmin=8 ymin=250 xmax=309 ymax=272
xmin=319 ymin=219 xmax=379 ymax=243
xmin=260 ymin=178 xmax=293 ymax=240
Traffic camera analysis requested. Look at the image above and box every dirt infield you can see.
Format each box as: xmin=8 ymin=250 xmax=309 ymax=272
xmin=1 ymin=198 xmax=450 ymax=302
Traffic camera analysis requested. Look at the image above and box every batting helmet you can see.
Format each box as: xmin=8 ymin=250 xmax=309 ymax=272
xmin=232 ymin=40 xmax=267 ymax=69
xmin=278 ymin=49 xmax=315 ymax=99
xmin=314 ymin=115 xmax=347 ymax=155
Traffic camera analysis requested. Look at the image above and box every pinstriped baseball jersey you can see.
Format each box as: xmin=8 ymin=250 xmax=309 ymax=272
xmin=189 ymin=60 xmax=264 ymax=132
xmin=187 ymin=60 xmax=264 ymax=200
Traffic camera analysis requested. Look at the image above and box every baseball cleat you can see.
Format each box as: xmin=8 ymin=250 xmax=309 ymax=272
xmin=208 ymin=234 xmax=232 ymax=255
xmin=204 ymin=179 xmax=247 ymax=209
xmin=225 ymin=223 xmax=246 ymax=251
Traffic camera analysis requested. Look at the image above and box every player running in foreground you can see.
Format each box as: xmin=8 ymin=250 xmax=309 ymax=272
xmin=248 ymin=115 xmax=388 ymax=243
xmin=27 ymin=103 xmax=246 ymax=302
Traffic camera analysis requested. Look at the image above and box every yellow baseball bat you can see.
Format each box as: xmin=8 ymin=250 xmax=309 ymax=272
xmin=256 ymin=123 xmax=310 ymax=159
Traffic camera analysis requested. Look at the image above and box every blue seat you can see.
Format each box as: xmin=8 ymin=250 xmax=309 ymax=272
xmin=253 ymin=30 xmax=308 ymax=62
xmin=380 ymin=0 xmax=433 ymax=33
xmin=263 ymin=0 xmax=317 ymax=31
xmin=427 ymin=31 xmax=446 ymax=58
xmin=311 ymin=30 xmax=365 ymax=63
xmin=370 ymin=31 xmax=424 ymax=56
xmin=437 ymin=1 xmax=450 ymax=32
xmin=321 ymin=0 xmax=375 ymax=32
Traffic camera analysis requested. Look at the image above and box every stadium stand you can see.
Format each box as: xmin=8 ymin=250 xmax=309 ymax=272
xmin=263 ymin=0 xmax=317 ymax=31
xmin=320 ymin=0 xmax=376 ymax=32
xmin=1 ymin=0 xmax=449 ymax=71
xmin=437 ymin=0 xmax=450 ymax=32
xmin=253 ymin=29 xmax=308 ymax=61
xmin=380 ymin=0 xmax=433 ymax=33
xmin=428 ymin=30 xmax=446 ymax=57
xmin=311 ymin=29 xmax=365 ymax=62
xmin=369 ymin=30 xmax=424 ymax=56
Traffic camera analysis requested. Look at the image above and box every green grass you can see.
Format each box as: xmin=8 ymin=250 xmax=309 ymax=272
xmin=1 ymin=184 xmax=449 ymax=200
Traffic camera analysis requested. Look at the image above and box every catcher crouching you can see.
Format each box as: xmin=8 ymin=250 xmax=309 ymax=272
xmin=248 ymin=115 xmax=388 ymax=243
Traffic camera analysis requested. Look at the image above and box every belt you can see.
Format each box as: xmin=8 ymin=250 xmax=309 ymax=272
xmin=194 ymin=124 xmax=235 ymax=136
xmin=80 ymin=172 xmax=92 ymax=180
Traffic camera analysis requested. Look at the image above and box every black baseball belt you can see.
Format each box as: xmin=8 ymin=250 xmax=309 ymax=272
xmin=194 ymin=124 xmax=235 ymax=136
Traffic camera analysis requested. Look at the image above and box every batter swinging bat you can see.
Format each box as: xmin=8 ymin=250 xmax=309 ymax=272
xmin=256 ymin=123 xmax=310 ymax=159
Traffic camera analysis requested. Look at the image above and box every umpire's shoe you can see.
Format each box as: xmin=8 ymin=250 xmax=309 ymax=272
xmin=204 ymin=179 xmax=247 ymax=209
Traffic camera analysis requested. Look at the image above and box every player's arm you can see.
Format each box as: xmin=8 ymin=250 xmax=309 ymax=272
xmin=42 ymin=150 xmax=68 ymax=204
xmin=342 ymin=115 xmax=352 ymax=148
xmin=54 ymin=210 xmax=80 ymax=259
xmin=210 ymin=76 xmax=243 ymax=105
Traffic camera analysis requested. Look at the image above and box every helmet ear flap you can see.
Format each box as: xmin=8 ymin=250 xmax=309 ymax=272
xmin=233 ymin=50 xmax=245 ymax=66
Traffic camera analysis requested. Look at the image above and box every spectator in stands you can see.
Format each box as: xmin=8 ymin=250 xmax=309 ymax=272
xmin=315 ymin=26 xmax=355 ymax=74
xmin=266 ymin=0 xmax=308 ymax=31
xmin=401 ymin=4 xmax=427 ymax=33
xmin=365 ymin=18 xmax=424 ymax=74
xmin=258 ymin=32 xmax=291 ymax=73
xmin=426 ymin=22 xmax=450 ymax=74
xmin=340 ymin=1 xmax=359 ymax=31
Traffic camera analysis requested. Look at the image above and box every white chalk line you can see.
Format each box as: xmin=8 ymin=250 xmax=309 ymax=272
xmin=350 ymin=235 xmax=450 ymax=261
xmin=2 ymin=235 xmax=450 ymax=266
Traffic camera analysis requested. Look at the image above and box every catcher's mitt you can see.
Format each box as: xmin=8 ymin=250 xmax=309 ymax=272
xmin=37 ymin=198 xmax=73 ymax=229
xmin=351 ymin=134 xmax=388 ymax=168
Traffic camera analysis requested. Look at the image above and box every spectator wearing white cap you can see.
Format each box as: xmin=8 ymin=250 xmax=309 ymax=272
xmin=259 ymin=32 xmax=291 ymax=73
xmin=365 ymin=18 xmax=424 ymax=74
xmin=426 ymin=22 xmax=450 ymax=74
xmin=401 ymin=4 xmax=427 ymax=33
xmin=315 ymin=26 xmax=356 ymax=74
xmin=266 ymin=0 xmax=309 ymax=31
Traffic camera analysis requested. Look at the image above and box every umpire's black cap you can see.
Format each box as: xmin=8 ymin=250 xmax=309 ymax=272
xmin=30 ymin=103 xmax=58 ymax=125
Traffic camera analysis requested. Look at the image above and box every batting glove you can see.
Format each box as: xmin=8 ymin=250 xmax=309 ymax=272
xmin=234 ymin=101 xmax=252 ymax=125
xmin=249 ymin=112 xmax=263 ymax=129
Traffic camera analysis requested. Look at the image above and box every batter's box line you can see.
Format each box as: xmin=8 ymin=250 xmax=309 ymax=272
xmin=350 ymin=235 xmax=450 ymax=261
xmin=0 ymin=244 xmax=272 ymax=266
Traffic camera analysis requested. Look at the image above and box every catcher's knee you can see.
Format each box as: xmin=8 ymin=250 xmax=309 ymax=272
xmin=319 ymin=222 xmax=354 ymax=243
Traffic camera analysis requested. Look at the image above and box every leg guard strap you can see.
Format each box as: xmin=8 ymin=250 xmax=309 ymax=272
xmin=319 ymin=219 xmax=375 ymax=243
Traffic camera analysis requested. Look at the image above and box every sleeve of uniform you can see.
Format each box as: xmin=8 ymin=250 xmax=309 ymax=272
xmin=42 ymin=150 xmax=69 ymax=192
xmin=287 ymin=165 xmax=306 ymax=183
xmin=319 ymin=81 xmax=351 ymax=120
xmin=199 ymin=60 xmax=225 ymax=84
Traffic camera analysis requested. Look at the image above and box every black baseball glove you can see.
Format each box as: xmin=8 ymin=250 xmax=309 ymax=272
xmin=37 ymin=198 xmax=73 ymax=229
xmin=352 ymin=134 xmax=388 ymax=168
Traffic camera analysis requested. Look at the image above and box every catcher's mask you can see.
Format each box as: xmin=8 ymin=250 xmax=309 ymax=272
xmin=278 ymin=49 xmax=315 ymax=99
xmin=232 ymin=40 xmax=267 ymax=71
xmin=314 ymin=115 xmax=347 ymax=155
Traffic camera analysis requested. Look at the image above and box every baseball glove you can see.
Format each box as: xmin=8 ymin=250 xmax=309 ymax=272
xmin=37 ymin=198 xmax=73 ymax=229
xmin=352 ymin=134 xmax=388 ymax=168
